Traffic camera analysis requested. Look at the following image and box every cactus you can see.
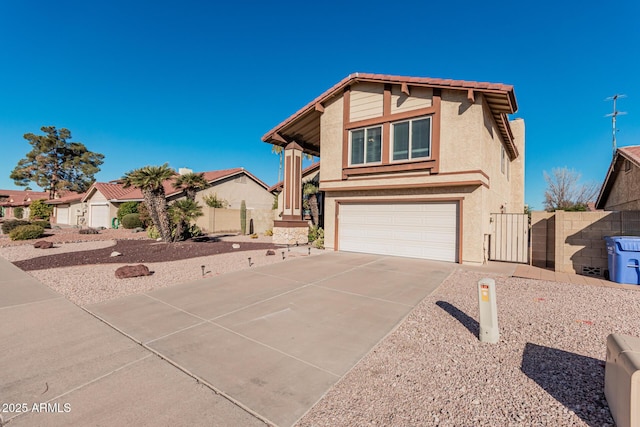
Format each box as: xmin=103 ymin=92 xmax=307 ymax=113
xmin=240 ymin=200 xmax=247 ymax=235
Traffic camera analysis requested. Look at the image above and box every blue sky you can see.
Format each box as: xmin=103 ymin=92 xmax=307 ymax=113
xmin=1 ymin=0 xmax=638 ymax=210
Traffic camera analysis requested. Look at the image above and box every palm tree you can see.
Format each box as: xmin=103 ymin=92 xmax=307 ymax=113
xmin=173 ymin=172 xmax=209 ymax=201
xmin=272 ymin=145 xmax=284 ymax=183
xmin=169 ymin=199 xmax=203 ymax=241
xmin=122 ymin=163 xmax=175 ymax=242
xmin=303 ymin=182 xmax=320 ymax=226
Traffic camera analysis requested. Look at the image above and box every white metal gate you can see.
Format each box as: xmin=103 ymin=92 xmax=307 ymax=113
xmin=489 ymin=213 xmax=529 ymax=263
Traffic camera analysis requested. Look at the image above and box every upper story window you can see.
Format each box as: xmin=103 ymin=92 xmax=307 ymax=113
xmin=350 ymin=126 xmax=382 ymax=165
xmin=391 ymin=117 xmax=431 ymax=161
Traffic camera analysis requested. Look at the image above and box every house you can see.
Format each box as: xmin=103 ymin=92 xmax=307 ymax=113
xmin=81 ymin=167 xmax=275 ymax=232
xmin=269 ymin=162 xmax=321 ymax=224
xmin=46 ymin=192 xmax=86 ymax=226
xmin=0 ymin=189 xmax=49 ymax=219
xmin=262 ymin=73 xmax=524 ymax=264
xmin=596 ymin=146 xmax=640 ymax=210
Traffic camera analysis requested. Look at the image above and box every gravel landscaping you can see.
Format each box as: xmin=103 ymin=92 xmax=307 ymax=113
xmin=295 ymin=269 xmax=640 ymax=426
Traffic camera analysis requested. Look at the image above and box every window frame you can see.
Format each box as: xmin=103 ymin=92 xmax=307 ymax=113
xmin=389 ymin=115 xmax=432 ymax=163
xmin=348 ymin=125 xmax=383 ymax=166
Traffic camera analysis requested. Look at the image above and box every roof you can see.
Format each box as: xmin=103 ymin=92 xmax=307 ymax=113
xmin=262 ymin=72 xmax=519 ymax=158
xmin=82 ymin=168 xmax=269 ymax=203
xmin=46 ymin=192 xmax=85 ymax=205
xmin=596 ymin=146 xmax=640 ymax=209
xmin=0 ymin=189 xmax=49 ymax=206
xmin=269 ymin=162 xmax=320 ymax=193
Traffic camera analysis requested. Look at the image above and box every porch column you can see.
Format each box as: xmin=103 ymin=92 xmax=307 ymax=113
xmin=282 ymin=142 xmax=303 ymax=220
xmin=272 ymin=142 xmax=309 ymax=245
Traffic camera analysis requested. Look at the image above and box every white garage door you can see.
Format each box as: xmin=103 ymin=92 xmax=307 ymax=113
xmin=56 ymin=206 xmax=69 ymax=225
xmin=338 ymin=202 xmax=459 ymax=262
xmin=90 ymin=204 xmax=110 ymax=228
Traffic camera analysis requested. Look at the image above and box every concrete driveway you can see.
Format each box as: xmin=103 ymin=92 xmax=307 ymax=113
xmin=86 ymin=252 xmax=455 ymax=426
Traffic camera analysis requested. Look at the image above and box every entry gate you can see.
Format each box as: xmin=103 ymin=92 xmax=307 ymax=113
xmin=489 ymin=213 xmax=529 ymax=263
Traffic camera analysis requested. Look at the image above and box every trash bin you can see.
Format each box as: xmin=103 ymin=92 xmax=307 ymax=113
xmin=605 ymin=236 xmax=640 ymax=285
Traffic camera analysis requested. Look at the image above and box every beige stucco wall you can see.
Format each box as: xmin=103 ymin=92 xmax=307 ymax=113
xmin=391 ymin=86 xmax=432 ymax=114
xmin=85 ymin=189 xmax=118 ymax=228
xmin=604 ymin=162 xmax=640 ymax=210
xmin=319 ymin=96 xmax=343 ymax=182
xmin=438 ymin=90 xmax=483 ymax=173
xmin=194 ymin=175 xmax=273 ymax=211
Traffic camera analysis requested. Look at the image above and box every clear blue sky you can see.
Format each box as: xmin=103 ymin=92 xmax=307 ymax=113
xmin=1 ymin=0 xmax=638 ymax=210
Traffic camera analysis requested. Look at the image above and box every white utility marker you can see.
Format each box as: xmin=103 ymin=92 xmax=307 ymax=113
xmin=478 ymin=278 xmax=499 ymax=343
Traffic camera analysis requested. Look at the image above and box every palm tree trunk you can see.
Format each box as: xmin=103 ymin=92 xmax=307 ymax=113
xmin=153 ymin=194 xmax=172 ymax=242
xmin=142 ymin=191 xmax=162 ymax=238
xmin=309 ymin=194 xmax=319 ymax=226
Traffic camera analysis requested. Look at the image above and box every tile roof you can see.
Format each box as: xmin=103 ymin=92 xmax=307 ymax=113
xmin=82 ymin=168 xmax=268 ymax=202
xmin=0 ymin=189 xmax=49 ymax=206
xmin=46 ymin=192 xmax=85 ymax=205
xmin=262 ymin=72 xmax=519 ymax=158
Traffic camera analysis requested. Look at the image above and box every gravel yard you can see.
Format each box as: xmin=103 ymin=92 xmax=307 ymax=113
xmin=2 ymin=227 xmax=637 ymax=425
xmin=295 ymin=269 xmax=640 ymax=426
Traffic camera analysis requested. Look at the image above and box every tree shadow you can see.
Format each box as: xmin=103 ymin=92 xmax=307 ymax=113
xmin=435 ymin=301 xmax=479 ymax=338
xmin=520 ymin=342 xmax=613 ymax=426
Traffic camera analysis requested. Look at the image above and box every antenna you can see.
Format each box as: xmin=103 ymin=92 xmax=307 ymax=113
xmin=606 ymin=94 xmax=627 ymax=155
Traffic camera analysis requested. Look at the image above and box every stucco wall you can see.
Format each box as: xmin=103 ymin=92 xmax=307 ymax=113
xmin=438 ymin=90 xmax=483 ymax=173
xmin=604 ymin=162 xmax=640 ymax=210
xmin=319 ymin=96 xmax=343 ymax=182
xmin=194 ymin=175 xmax=273 ymax=211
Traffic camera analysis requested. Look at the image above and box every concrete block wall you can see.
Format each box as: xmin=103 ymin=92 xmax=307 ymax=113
xmin=531 ymin=210 xmax=639 ymax=276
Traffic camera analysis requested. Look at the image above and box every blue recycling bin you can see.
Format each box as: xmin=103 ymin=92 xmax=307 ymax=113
xmin=605 ymin=236 xmax=640 ymax=285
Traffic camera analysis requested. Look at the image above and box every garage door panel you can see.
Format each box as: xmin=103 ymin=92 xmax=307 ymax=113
xmin=90 ymin=204 xmax=110 ymax=228
xmin=56 ymin=207 xmax=69 ymax=225
xmin=338 ymin=202 xmax=458 ymax=262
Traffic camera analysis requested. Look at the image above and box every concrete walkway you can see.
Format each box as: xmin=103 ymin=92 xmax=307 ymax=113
xmin=1 ymin=252 xmax=457 ymax=426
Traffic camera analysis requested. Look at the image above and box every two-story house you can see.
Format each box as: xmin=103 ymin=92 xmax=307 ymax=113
xmin=263 ymin=73 xmax=524 ymax=264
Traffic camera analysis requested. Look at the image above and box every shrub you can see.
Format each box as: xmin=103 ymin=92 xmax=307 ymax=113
xmin=202 ymin=193 xmax=228 ymax=208
xmin=309 ymin=226 xmax=324 ymax=249
xmin=117 ymin=201 xmax=139 ymax=221
xmin=1 ymin=219 xmax=31 ymax=234
xmin=137 ymin=202 xmax=152 ymax=228
xmin=14 ymin=207 xmax=24 ymax=219
xmin=147 ymin=225 xmax=160 ymax=239
xmin=121 ymin=213 xmax=143 ymax=229
xmin=29 ymin=199 xmax=54 ymax=220
xmin=31 ymin=220 xmax=51 ymax=229
xmin=79 ymin=228 xmax=100 ymax=235
xmin=9 ymin=224 xmax=44 ymax=241
xmin=250 ymin=233 xmax=258 ymax=239
xmin=264 ymin=229 xmax=273 ymax=236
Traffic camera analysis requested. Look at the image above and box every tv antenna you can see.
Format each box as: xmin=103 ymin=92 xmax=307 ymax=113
xmin=606 ymin=94 xmax=627 ymax=155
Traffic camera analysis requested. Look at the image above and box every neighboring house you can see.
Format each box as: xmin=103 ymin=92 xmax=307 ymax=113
xmin=0 ymin=189 xmax=49 ymax=219
xmin=262 ymin=73 xmax=524 ymax=264
xmin=81 ymin=168 xmax=274 ymax=231
xmin=596 ymin=146 xmax=640 ymax=210
xmin=269 ymin=162 xmax=321 ymax=222
xmin=46 ymin=192 xmax=86 ymax=226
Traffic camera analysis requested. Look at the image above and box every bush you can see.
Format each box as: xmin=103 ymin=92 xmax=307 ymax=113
xmin=202 ymin=193 xmax=228 ymax=208
xmin=250 ymin=233 xmax=258 ymax=239
xmin=309 ymin=226 xmax=324 ymax=249
xmin=14 ymin=207 xmax=24 ymax=219
xmin=1 ymin=219 xmax=31 ymax=234
xmin=137 ymin=202 xmax=152 ymax=228
xmin=31 ymin=220 xmax=51 ymax=229
xmin=79 ymin=228 xmax=100 ymax=235
xmin=9 ymin=224 xmax=44 ymax=241
xmin=147 ymin=225 xmax=160 ymax=239
xmin=121 ymin=213 xmax=143 ymax=229
xmin=264 ymin=229 xmax=273 ymax=236
xmin=29 ymin=199 xmax=53 ymax=220
xmin=117 ymin=201 xmax=139 ymax=221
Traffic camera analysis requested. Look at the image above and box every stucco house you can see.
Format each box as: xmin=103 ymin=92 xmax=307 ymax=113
xmin=262 ymin=73 xmax=524 ymax=264
xmin=596 ymin=146 xmax=640 ymax=210
xmin=47 ymin=192 xmax=85 ymax=225
xmin=81 ymin=167 xmax=274 ymax=231
xmin=0 ymin=189 xmax=49 ymax=219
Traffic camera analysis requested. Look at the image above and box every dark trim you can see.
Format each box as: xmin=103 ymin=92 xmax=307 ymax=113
xmin=345 ymin=106 xmax=437 ymax=130
xmin=274 ymin=219 xmax=308 ymax=228
xmin=321 ymin=181 xmax=484 ymax=193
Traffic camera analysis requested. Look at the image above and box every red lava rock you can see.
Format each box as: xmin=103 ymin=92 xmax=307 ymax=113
xmin=266 ymin=249 xmax=276 ymax=256
xmin=33 ymin=241 xmax=54 ymax=249
xmin=115 ymin=264 xmax=152 ymax=279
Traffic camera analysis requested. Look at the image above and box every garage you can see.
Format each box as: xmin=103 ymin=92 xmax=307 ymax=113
xmin=56 ymin=206 xmax=69 ymax=225
xmin=89 ymin=204 xmax=110 ymax=228
xmin=337 ymin=201 xmax=459 ymax=262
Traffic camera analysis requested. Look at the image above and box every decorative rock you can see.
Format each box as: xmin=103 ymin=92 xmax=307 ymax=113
xmin=110 ymin=251 xmax=122 ymax=257
xmin=232 ymin=244 xmax=240 ymax=249
xmin=266 ymin=249 xmax=276 ymax=256
xmin=115 ymin=264 xmax=152 ymax=279
xmin=132 ymin=227 xmax=144 ymax=233
xmin=33 ymin=240 xmax=54 ymax=249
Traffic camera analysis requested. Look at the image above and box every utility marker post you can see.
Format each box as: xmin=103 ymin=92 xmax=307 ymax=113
xmin=478 ymin=278 xmax=499 ymax=343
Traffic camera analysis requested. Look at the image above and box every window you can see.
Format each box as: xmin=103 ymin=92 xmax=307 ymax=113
xmin=350 ymin=126 xmax=382 ymax=165
xmin=391 ymin=117 xmax=431 ymax=161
